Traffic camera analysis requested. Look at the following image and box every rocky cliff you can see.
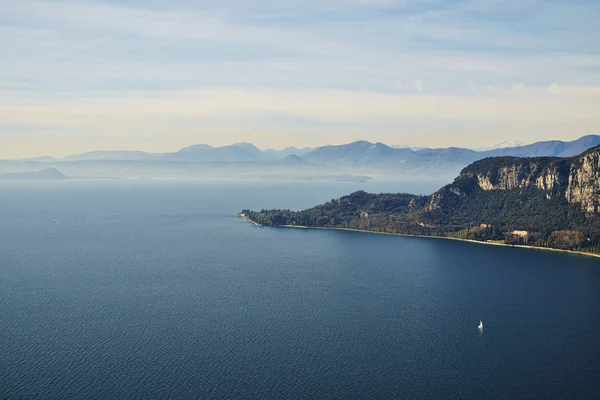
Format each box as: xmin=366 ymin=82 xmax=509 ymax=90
xmin=438 ymin=145 xmax=600 ymax=214
xmin=566 ymin=148 xmax=600 ymax=213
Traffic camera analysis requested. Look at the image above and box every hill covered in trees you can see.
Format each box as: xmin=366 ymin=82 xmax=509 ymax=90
xmin=243 ymin=145 xmax=600 ymax=254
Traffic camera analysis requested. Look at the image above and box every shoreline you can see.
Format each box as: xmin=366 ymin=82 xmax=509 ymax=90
xmin=240 ymin=217 xmax=600 ymax=260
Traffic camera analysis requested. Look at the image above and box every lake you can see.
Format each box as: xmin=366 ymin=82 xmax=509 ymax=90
xmin=1 ymin=179 xmax=599 ymax=399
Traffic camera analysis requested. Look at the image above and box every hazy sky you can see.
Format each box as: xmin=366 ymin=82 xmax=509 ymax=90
xmin=1 ymin=0 xmax=599 ymax=158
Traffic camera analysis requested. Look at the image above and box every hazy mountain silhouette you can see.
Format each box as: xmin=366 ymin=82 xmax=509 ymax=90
xmin=0 ymin=168 xmax=67 ymax=180
xmin=279 ymin=154 xmax=309 ymax=165
xmin=479 ymin=135 xmax=600 ymax=158
xmin=170 ymin=143 xmax=266 ymax=162
xmin=3 ymin=134 xmax=599 ymax=180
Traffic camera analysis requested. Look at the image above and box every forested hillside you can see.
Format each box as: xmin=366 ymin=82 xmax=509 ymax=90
xmin=244 ymin=146 xmax=600 ymax=254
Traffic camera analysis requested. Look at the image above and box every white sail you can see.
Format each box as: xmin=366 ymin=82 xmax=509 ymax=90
xmin=478 ymin=320 xmax=484 ymax=330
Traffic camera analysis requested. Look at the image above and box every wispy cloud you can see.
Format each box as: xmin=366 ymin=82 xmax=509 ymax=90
xmin=1 ymin=86 xmax=598 ymax=150
xmin=0 ymin=0 xmax=599 ymax=157
xmin=414 ymin=79 xmax=424 ymax=92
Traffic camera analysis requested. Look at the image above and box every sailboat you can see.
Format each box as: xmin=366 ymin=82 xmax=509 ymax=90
xmin=478 ymin=320 xmax=484 ymax=330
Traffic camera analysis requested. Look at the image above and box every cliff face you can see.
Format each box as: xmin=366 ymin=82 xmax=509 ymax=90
xmin=566 ymin=149 xmax=600 ymax=213
xmin=535 ymin=164 xmax=567 ymax=199
xmin=474 ymin=163 xmax=543 ymax=191
xmin=436 ymin=146 xmax=600 ymax=214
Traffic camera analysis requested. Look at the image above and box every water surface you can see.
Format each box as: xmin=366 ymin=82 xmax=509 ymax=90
xmin=1 ymin=179 xmax=598 ymax=399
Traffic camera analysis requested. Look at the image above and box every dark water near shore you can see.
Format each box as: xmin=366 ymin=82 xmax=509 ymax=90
xmin=1 ymin=179 xmax=599 ymax=399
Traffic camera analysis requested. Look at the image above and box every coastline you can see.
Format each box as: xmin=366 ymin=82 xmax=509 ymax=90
xmin=240 ymin=216 xmax=600 ymax=260
xmin=241 ymin=216 xmax=261 ymax=227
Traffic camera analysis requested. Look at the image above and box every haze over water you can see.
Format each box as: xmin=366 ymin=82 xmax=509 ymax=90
xmin=1 ymin=179 xmax=599 ymax=399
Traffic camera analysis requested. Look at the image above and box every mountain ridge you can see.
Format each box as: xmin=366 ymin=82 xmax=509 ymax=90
xmin=0 ymin=168 xmax=67 ymax=180
xmin=3 ymin=134 xmax=599 ymax=180
xmin=14 ymin=134 xmax=600 ymax=164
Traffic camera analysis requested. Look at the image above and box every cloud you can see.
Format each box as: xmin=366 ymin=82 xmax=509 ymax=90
xmin=1 ymin=0 xmax=600 ymax=157
xmin=1 ymin=87 xmax=598 ymax=130
xmin=2 ymin=0 xmax=599 ymax=95
xmin=4 ymin=0 xmax=351 ymax=55
xmin=359 ymin=0 xmax=397 ymax=5
xmin=546 ymin=84 xmax=600 ymax=96
xmin=415 ymin=79 xmax=424 ymax=92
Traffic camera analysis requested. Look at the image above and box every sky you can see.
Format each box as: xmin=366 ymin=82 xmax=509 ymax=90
xmin=1 ymin=0 xmax=599 ymax=158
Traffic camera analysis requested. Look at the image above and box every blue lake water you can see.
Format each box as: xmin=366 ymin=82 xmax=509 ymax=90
xmin=1 ymin=179 xmax=599 ymax=399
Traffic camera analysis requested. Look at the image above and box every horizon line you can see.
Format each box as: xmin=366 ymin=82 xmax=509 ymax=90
xmin=6 ymin=133 xmax=600 ymax=161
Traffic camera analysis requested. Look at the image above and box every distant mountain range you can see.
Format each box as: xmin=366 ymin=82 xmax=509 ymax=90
xmin=475 ymin=141 xmax=525 ymax=151
xmin=24 ymin=135 xmax=600 ymax=164
xmin=2 ymin=135 xmax=599 ymax=180
xmin=493 ymin=140 xmax=526 ymax=149
xmin=28 ymin=143 xmax=316 ymax=164
xmin=394 ymin=140 xmax=526 ymax=152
